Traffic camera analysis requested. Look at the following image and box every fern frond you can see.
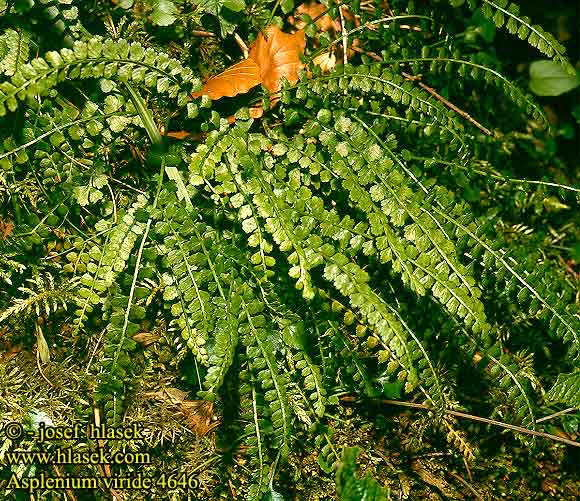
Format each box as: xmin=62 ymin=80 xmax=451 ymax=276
xmin=336 ymin=447 xmax=391 ymax=500
xmin=0 ymin=272 xmax=76 ymax=323
xmin=328 ymin=322 xmax=379 ymax=397
xmin=442 ymin=416 xmax=477 ymax=462
xmin=0 ymin=37 xmax=199 ymax=116
xmin=74 ymin=196 xmax=149 ymax=329
xmin=435 ymin=206 xmax=580 ymax=358
xmin=480 ymin=340 xmax=537 ymax=427
xmin=395 ymin=56 xmax=548 ymax=127
xmin=479 ymin=0 xmax=575 ymax=75
xmin=0 ymin=29 xmax=30 ymax=76
xmin=240 ymin=290 xmax=292 ymax=460
xmin=297 ymin=65 xmax=468 ymax=151
xmin=95 ymin=201 xmax=152 ymax=424
xmin=546 ymin=370 xmax=580 ymax=408
xmin=36 ymin=0 xmax=86 ymax=45
xmin=314 ymin=426 xmax=340 ymax=474
xmin=240 ymin=376 xmax=270 ymax=500
xmin=95 ymin=288 xmax=140 ymax=424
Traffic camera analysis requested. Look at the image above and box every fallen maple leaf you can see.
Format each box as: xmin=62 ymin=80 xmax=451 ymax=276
xmin=191 ymin=58 xmax=261 ymax=100
xmin=249 ymin=26 xmax=306 ymax=93
xmin=192 ymin=26 xmax=306 ymax=101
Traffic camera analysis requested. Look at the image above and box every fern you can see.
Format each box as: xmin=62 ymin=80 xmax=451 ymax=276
xmin=547 ymin=371 xmax=580 ymax=408
xmin=335 ymin=447 xmax=391 ymax=500
xmin=36 ymin=0 xmax=86 ymax=45
xmin=0 ymin=37 xmax=199 ymax=116
xmin=74 ymin=196 xmax=148 ymax=329
xmin=0 ymin=29 xmax=30 ymax=76
xmin=479 ymin=0 xmax=575 ymax=75
xmin=0 ymin=272 xmax=75 ymax=324
xmin=1 ymin=0 xmax=578 ymax=498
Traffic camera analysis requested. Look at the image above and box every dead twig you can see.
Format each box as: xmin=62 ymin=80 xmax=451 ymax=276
xmin=448 ymin=470 xmax=484 ymax=500
xmin=341 ymin=396 xmax=580 ymax=448
xmin=463 ymin=456 xmax=473 ymax=482
xmin=36 ymin=351 xmax=54 ymax=388
xmin=349 ymin=44 xmax=382 ymax=61
xmin=537 ymin=407 xmax=578 ymax=423
xmin=191 ymin=30 xmax=215 ymax=37
xmin=234 ymin=32 xmax=249 ymax=59
xmin=85 ymin=327 xmax=106 ymax=373
xmin=339 ymin=5 xmax=348 ymax=66
xmin=411 ymin=460 xmax=461 ymax=499
xmin=399 ymin=24 xmax=423 ymax=32
xmin=402 ymin=72 xmax=492 ymax=136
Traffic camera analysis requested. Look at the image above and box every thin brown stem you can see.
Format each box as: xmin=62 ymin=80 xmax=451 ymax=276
xmin=402 ymin=72 xmax=492 ymax=136
xmin=448 ymin=470 xmax=484 ymax=500
xmin=339 ymin=5 xmax=348 ymax=66
xmin=36 ymin=351 xmax=54 ymax=388
xmin=341 ymin=396 xmax=580 ymax=448
xmin=191 ymin=30 xmax=215 ymax=37
xmin=234 ymin=32 xmax=249 ymax=59
xmin=349 ymin=45 xmax=382 ymax=61
xmin=536 ymin=407 xmax=578 ymax=423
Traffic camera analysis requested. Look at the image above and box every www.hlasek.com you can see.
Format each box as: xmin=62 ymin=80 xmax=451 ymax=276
xmin=3 ymin=447 xmax=151 ymax=465
xmin=1 ymin=421 xmax=202 ymax=492
xmin=1 ymin=421 xmax=151 ymax=465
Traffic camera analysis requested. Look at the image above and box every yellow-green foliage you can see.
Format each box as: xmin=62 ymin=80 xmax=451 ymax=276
xmin=0 ymin=0 xmax=578 ymax=499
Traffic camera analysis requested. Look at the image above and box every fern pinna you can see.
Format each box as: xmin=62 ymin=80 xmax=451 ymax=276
xmin=0 ymin=0 xmax=578 ymax=498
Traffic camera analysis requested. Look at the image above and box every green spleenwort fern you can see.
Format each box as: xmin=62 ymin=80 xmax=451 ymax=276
xmin=391 ymin=56 xmax=548 ymax=126
xmin=478 ymin=0 xmax=576 ymax=75
xmin=74 ymin=197 xmax=148 ymax=329
xmin=36 ymin=0 xmax=87 ymax=45
xmin=69 ymin=196 xmax=150 ymax=422
xmin=335 ymin=447 xmax=391 ymax=500
xmin=0 ymin=0 xmax=579 ymax=498
xmin=548 ymin=371 xmax=580 ymax=408
xmin=0 ymin=36 xmax=199 ymax=116
xmin=0 ymin=29 xmax=30 ymax=76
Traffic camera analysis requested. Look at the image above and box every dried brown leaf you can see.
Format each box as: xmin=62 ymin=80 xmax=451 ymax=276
xmin=249 ymin=26 xmax=306 ymax=93
xmin=192 ymin=26 xmax=305 ymax=101
xmin=144 ymin=387 xmax=189 ymax=404
xmin=36 ymin=327 xmax=50 ymax=364
xmin=249 ymin=105 xmax=265 ymax=118
xmin=294 ymin=2 xmax=340 ymax=33
xmin=0 ymin=219 xmax=14 ymax=240
xmin=192 ymin=58 xmax=261 ymax=100
xmin=313 ymin=51 xmax=336 ymax=72
xmin=0 ymin=338 xmax=22 ymax=363
xmin=179 ymin=400 xmax=216 ymax=437
xmin=132 ymin=331 xmax=162 ymax=346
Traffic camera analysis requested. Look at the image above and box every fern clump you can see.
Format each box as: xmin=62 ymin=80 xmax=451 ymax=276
xmin=0 ymin=0 xmax=579 ymax=499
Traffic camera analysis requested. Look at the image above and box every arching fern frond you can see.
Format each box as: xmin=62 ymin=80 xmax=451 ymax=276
xmin=74 ymin=196 xmax=149 ymax=330
xmin=0 ymin=37 xmax=199 ymax=116
xmin=547 ymin=371 xmax=580 ymax=409
xmin=479 ymin=0 xmax=575 ymax=75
